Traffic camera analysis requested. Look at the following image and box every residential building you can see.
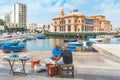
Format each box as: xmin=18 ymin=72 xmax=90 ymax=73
xmin=11 ymin=3 xmax=27 ymax=28
xmin=3 ymin=3 xmax=27 ymax=29
xmin=52 ymin=9 xmax=111 ymax=33
xmin=28 ymin=23 xmax=37 ymax=32
xmin=6 ymin=23 xmax=18 ymax=28
xmin=4 ymin=12 xmax=11 ymax=23
xmin=28 ymin=24 xmax=52 ymax=32
xmin=112 ymin=26 xmax=120 ymax=32
xmin=36 ymin=24 xmax=51 ymax=32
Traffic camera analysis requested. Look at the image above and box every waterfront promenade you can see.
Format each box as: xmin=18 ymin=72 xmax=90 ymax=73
xmin=93 ymin=44 xmax=120 ymax=63
xmin=0 ymin=50 xmax=120 ymax=80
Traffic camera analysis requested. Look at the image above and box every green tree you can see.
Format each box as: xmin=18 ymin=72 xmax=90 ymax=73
xmin=0 ymin=19 xmax=4 ymax=25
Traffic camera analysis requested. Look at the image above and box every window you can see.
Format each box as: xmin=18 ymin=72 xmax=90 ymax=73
xmin=82 ymin=20 xmax=84 ymax=23
xmin=82 ymin=26 xmax=84 ymax=31
xmin=60 ymin=20 xmax=61 ymax=24
xmin=85 ymin=19 xmax=94 ymax=24
xmin=62 ymin=26 xmax=63 ymax=31
xmin=61 ymin=19 xmax=65 ymax=24
xmin=75 ymin=20 xmax=77 ymax=23
xmin=54 ymin=26 xmax=57 ymax=32
xmin=75 ymin=26 xmax=77 ymax=31
xmin=68 ymin=26 xmax=71 ymax=31
xmin=64 ymin=20 xmax=66 ymax=24
xmin=54 ymin=21 xmax=57 ymax=24
xmin=62 ymin=19 xmax=64 ymax=24
xmin=64 ymin=26 xmax=66 ymax=31
xmin=60 ymin=26 xmax=62 ymax=31
xmin=68 ymin=20 xmax=71 ymax=23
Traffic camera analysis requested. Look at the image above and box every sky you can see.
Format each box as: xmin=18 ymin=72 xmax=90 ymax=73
xmin=0 ymin=0 xmax=120 ymax=27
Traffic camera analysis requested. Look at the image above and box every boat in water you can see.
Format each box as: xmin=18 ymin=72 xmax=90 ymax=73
xmin=67 ymin=46 xmax=76 ymax=52
xmin=26 ymin=36 xmax=36 ymax=40
xmin=68 ymin=42 xmax=83 ymax=47
xmin=87 ymin=36 xmax=96 ymax=40
xmin=64 ymin=39 xmax=77 ymax=42
xmin=89 ymin=38 xmax=107 ymax=43
xmin=1 ymin=42 xmax=26 ymax=53
xmin=37 ymin=35 xmax=46 ymax=39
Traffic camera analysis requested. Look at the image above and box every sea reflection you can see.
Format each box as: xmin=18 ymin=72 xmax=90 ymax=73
xmin=26 ymin=38 xmax=65 ymax=51
xmin=26 ymin=37 xmax=120 ymax=51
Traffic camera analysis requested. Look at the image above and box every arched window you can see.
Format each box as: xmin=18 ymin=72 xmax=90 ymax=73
xmin=60 ymin=26 xmax=62 ymax=31
xmin=68 ymin=20 xmax=71 ymax=23
xmin=60 ymin=19 xmax=65 ymax=24
xmin=54 ymin=26 xmax=57 ymax=32
xmin=64 ymin=26 xmax=66 ymax=31
xmin=68 ymin=26 xmax=71 ymax=31
xmin=75 ymin=25 xmax=77 ymax=31
xmin=54 ymin=21 xmax=57 ymax=24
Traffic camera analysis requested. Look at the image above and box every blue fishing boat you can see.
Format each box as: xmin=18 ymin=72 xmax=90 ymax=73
xmin=37 ymin=35 xmax=46 ymax=39
xmin=64 ymin=39 xmax=77 ymax=42
xmin=2 ymin=42 xmax=26 ymax=53
xmin=67 ymin=46 xmax=76 ymax=49
xmin=87 ymin=36 xmax=96 ymax=40
xmin=68 ymin=42 xmax=83 ymax=47
xmin=67 ymin=46 xmax=76 ymax=52
xmin=26 ymin=36 xmax=36 ymax=40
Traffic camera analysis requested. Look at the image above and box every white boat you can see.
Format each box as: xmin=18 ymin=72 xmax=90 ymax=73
xmin=89 ymin=38 xmax=105 ymax=43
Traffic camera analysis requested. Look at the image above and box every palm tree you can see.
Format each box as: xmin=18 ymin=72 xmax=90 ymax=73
xmin=43 ymin=25 xmax=46 ymax=34
xmin=48 ymin=25 xmax=50 ymax=31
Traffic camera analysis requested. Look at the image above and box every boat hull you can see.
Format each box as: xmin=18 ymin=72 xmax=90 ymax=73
xmin=64 ymin=39 xmax=77 ymax=42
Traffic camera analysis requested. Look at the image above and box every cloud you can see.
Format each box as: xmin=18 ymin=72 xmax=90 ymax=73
xmin=0 ymin=0 xmax=119 ymax=26
xmin=96 ymin=0 xmax=120 ymax=26
xmin=0 ymin=5 xmax=11 ymax=17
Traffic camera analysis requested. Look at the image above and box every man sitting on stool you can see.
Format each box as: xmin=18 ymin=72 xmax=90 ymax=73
xmin=55 ymin=46 xmax=74 ymax=77
xmin=55 ymin=46 xmax=73 ymax=65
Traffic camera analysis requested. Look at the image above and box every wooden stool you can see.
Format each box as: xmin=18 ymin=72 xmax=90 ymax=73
xmin=60 ymin=64 xmax=74 ymax=77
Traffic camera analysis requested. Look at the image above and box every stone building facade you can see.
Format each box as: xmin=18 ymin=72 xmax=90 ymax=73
xmin=52 ymin=9 xmax=111 ymax=33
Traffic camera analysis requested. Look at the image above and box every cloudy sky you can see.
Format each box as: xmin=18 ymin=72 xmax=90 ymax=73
xmin=0 ymin=0 xmax=120 ymax=26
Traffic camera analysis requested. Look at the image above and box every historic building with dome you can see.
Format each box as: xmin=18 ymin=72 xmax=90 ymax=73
xmin=52 ymin=9 xmax=111 ymax=33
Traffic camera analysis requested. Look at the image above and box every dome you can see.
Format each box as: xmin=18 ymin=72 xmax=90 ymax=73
xmin=69 ymin=9 xmax=79 ymax=15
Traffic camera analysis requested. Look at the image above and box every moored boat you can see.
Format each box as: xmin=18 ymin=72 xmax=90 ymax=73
xmin=87 ymin=36 xmax=96 ymax=40
xmin=67 ymin=46 xmax=76 ymax=52
xmin=2 ymin=42 xmax=26 ymax=53
xmin=37 ymin=35 xmax=46 ymax=39
xmin=26 ymin=36 xmax=36 ymax=40
xmin=68 ymin=42 xmax=83 ymax=47
xmin=64 ymin=39 xmax=77 ymax=42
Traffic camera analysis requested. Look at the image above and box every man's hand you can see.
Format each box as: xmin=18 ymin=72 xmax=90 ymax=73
xmin=55 ymin=60 xmax=57 ymax=63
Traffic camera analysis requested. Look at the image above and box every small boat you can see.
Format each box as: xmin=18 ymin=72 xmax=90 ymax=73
xmin=68 ymin=48 xmax=76 ymax=52
xmin=26 ymin=36 xmax=36 ymax=40
xmin=2 ymin=42 xmax=26 ymax=53
xmin=19 ymin=38 xmax=27 ymax=42
xmin=37 ymin=35 xmax=46 ymax=39
xmin=67 ymin=46 xmax=76 ymax=52
xmin=64 ymin=39 xmax=77 ymax=42
xmin=89 ymin=38 xmax=105 ymax=43
xmin=67 ymin=46 xmax=76 ymax=49
xmin=87 ymin=36 xmax=96 ymax=40
xmin=68 ymin=42 xmax=83 ymax=47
